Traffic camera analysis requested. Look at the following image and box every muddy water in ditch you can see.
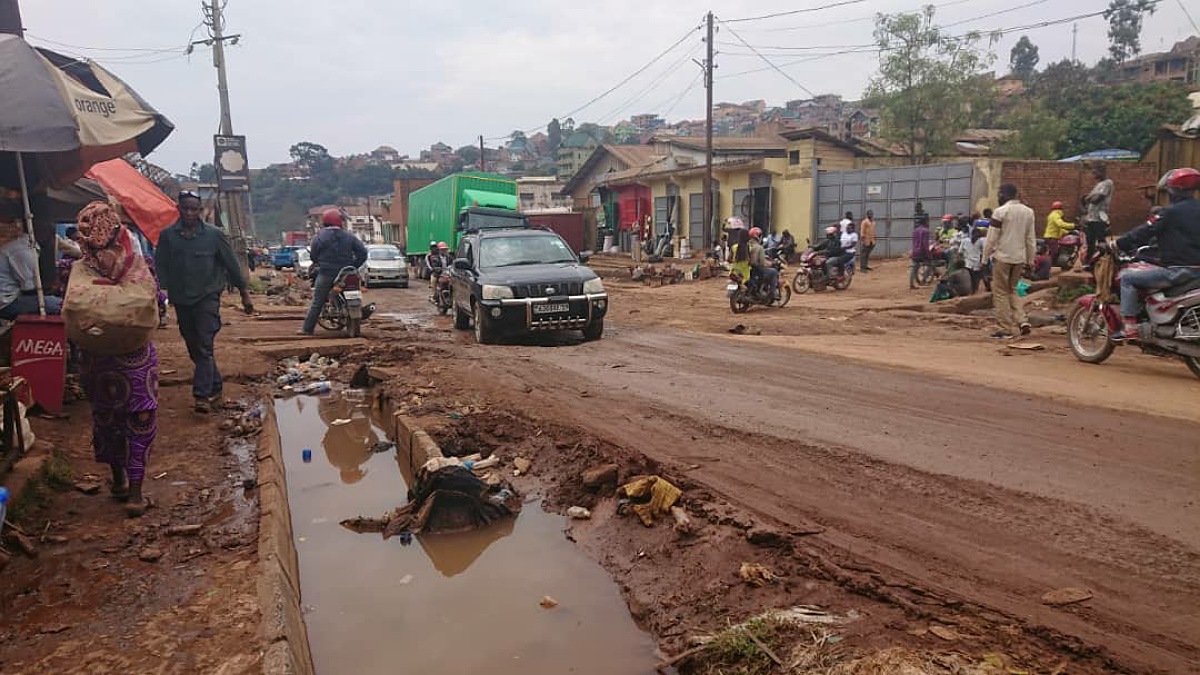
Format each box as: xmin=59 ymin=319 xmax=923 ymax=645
xmin=275 ymin=393 xmax=659 ymax=675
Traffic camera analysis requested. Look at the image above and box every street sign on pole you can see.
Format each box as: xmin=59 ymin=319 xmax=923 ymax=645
xmin=214 ymin=134 xmax=249 ymax=191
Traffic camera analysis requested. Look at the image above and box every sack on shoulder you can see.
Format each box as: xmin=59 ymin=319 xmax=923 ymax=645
xmin=62 ymin=255 xmax=158 ymax=356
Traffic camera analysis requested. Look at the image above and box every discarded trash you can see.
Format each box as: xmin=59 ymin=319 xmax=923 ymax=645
xmin=470 ymin=456 xmax=500 ymax=471
xmin=739 ymin=562 xmax=779 ymax=587
xmin=166 ymin=524 xmax=203 ymax=537
xmin=539 ymin=595 xmax=559 ymax=609
xmin=1007 ymin=342 xmax=1045 ymax=351
xmin=670 ymin=506 xmax=693 ymax=535
xmin=330 ymin=418 xmax=352 ymax=426
xmin=73 ymin=481 xmax=101 ymax=495
xmin=617 ymin=475 xmax=682 ymax=526
xmin=567 ymin=506 xmax=592 ymax=520
xmin=153 ymin=471 xmax=169 ymax=480
xmin=341 ymin=465 xmax=521 ymax=537
xmin=398 ymin=573 xmax=414 ymax=586
xmin=1041 ymin=587 xmax=1093 ymax=606
xmin=368 ymin=441 xmax=395 ymax=454
xmin=302 ymin=448 xmax=313 ymax=463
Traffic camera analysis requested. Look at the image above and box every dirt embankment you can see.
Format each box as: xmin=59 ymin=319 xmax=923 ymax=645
xmin=344 ymin=329 xmax=1194 ymax=675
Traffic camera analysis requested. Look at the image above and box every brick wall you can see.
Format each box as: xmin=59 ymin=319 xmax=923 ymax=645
xmin=999 ymin=161 xmax=1159 ymax=235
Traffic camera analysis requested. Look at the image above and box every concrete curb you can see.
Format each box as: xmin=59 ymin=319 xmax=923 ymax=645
xmin=393 ymin=411 xmax=445 ymax=467
xmin=257 ymin=404 xmax=316 ymax=675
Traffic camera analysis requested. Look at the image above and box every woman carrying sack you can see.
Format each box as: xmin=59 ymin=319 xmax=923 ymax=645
xmin=67 ymin=202 xmax=160 ymax=517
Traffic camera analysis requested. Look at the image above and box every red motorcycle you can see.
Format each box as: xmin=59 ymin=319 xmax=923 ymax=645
xmin=1053 ymin=231 xmax=1083 ymax=270
xmin=1068 ymin=246 xmax=1200 ymax=378
xmin=431 ymin=268 xmax=452 ymax=315
xmin=792 ymin=247 xmax=854 ymax=293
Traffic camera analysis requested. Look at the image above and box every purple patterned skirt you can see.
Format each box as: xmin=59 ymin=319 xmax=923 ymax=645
xmin=80 ymin=342 xmax=159 ymax=483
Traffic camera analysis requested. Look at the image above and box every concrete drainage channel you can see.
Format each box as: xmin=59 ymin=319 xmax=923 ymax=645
xmin=256 ymin=367 xmax=659 ymax=674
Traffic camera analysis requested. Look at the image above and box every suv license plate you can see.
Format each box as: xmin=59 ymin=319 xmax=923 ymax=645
xmin=533 ymin=303 xmax=569 ymax=315
xmin=343 ymin=290 xmax=362 ymax=300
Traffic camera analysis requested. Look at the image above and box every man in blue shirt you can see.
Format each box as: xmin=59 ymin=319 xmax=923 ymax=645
xmin=156 ymin=191 xmax=253 ymax=413
xmin=0 ymin=222 xmax=62 ymax=320
xmin=300 ymin=209 xmax=368 ymax=336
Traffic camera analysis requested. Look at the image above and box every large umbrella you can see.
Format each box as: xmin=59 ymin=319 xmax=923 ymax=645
xmin=0 ymin=33 xmax=174 ymax=314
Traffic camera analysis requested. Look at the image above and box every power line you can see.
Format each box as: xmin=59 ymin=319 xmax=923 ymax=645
xmin=939 ymin=0 xmax=1055 ymax=29
xmin=721 ymin=0 xmax=866 ymax=24
xmin=1176 ymin=0 xmax=1200 ymax=33
xmin=718 ymin=8 xmax=1124 ymax=80
xmin=746 ymin=0 xmax=981 ymax=33
xmin=24 ymin=32 xmax=186 ymax=54
xmin=715 ymin=17 xmax=817 ymax=97
xmin=484 ymin=19 xmax=704 ymax=140
xmin=596 ymin=44 xmax=702 ymax=125
xmin=662 ymin=71 xmax=704 ymax=117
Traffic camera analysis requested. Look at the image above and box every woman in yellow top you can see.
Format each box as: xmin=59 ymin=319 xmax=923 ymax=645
xmin=1043 ymin=200 xmax=1075 ymax=263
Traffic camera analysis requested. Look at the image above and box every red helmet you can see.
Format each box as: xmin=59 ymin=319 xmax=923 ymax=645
xmin=1160 ymin=167 xmax=1200 ymax=194
xmin=436 ymin=241 xmax=448 ymax=250
xmin=1051 ymin=201 xmax=1064 ymax=210
xmin=321 ymin=208 xmax=344 ymax=227
xmin=941 ymin=214 xmax=954 ymax=222
xmin=748 ymin=227 xmax=762 ymax=238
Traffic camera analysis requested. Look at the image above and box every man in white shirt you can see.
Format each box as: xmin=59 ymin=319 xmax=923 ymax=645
xmin=827 ymin=222 xmax=859 ymax=279
xmin=838 ymin=211 xmax=854 ymax=234
xmin=984 ymin=183 xmax=1036 ymax=339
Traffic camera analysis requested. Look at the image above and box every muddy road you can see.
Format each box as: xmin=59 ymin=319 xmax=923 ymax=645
xmin=370 ymin=282 xmax=1200 ymax=674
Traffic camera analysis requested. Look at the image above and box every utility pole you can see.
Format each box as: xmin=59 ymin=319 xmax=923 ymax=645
xmin=703 ymin=11 xmax=715 ymax=250
xmin=1071 ymin=23 xmax=1078 ymax=63
xmin=479 ymin=135 xmax=486 ymax=172
xmin=199 ymin=0 xmax=251 ymax=271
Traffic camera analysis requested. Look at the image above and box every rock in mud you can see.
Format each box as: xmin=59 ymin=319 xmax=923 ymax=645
xmin=539 ymin=595 xmax=559 ymax=609
xmin=138 ymin=547 xmax=164 ymax=563
xmin=513 ymin=457 xmax=532 ymax=476
xmin=1041 ymin=587 xmax=1093 ymax=606
xmin=74 ymin=480 xmax=102 ymax=495
xmin=580 ymin=463 xmax=619 ymax=489
xmin=5 ymin=531 xmax=38 ymax=557
xmin=739 ymin=562 xmax=780 ymax=587
xmin=567 ymin=506 xmax=591 ymax=520
xmin=747 ymin=528 xmax=788 ymax=548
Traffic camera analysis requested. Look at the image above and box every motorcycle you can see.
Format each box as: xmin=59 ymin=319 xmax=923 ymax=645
xmin=431 ymin=268 xmax=452 ymax=315
xmin=1054 ymin=231 xmax=1083 ymax=270
xmin=317 ymin=266 xmax=375 ymax=338
xmin=792 ymin=247 xmax=855 ymax=293
xmin=728 ymin=250 xmax=792 ymax=313
xmin=1067 ymin=246 xmax=1200 ymax=379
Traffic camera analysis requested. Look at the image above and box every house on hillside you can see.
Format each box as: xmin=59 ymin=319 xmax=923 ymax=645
xmin=1116 ymin=36 xmax=1200 ymax=84
xmin=557 ymin=131 xmax=600 ymax=178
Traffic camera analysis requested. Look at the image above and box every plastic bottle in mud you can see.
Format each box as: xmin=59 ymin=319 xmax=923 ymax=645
xmin=0 ymin=486 xmax=8 ymax=529
xmin=303 ymin=381 xmax=332 ymax=395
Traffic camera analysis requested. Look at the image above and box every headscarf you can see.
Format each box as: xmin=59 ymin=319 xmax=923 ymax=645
xmin=76 ymin=201 xmax=137 ymax=282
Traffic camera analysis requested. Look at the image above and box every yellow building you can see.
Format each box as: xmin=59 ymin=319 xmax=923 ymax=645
xmin=624 ymin=129 xmax=870 ymax=251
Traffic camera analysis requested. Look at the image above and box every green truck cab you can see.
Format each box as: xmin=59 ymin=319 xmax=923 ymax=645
xmin=405 ymin=173 xmax=525 ymax=275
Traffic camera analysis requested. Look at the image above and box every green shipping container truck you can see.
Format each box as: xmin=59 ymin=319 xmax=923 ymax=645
xmin=405 ymin=172 xmax=524 ymax=260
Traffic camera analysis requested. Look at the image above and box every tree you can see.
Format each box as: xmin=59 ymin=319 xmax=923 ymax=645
xmin=547 ymin=118 xmax=562 ymax=151
xmin=562 ymin=117 xmax=576 ymax=135
xmin=1057 ymin=80 xmax=1191 ymax=156
xmin=288 ymin=141 xmax=333 ymax=174
xmin=864 ymin=7 xmax=996 ymax=163
xmin=1104 ymin=0 xmax=1156 ymax=63
xmin=999 ymin=103 xmax=1069 ymax=159
xmin=509 ymin=130 xmax=527 ymax=145
xmin=576 ymin=122 xmax=614 ymax=144
xmin=189 ymin=162 xmax=216 ymax=182
xmin=1009 ymin=35 xmax=1039 ymax=80
xmin=455 ymin=145 xmax=481 ymax=166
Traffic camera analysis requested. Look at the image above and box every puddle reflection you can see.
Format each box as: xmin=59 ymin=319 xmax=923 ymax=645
xmin=275 ymin=394 xmax=659 ymax=674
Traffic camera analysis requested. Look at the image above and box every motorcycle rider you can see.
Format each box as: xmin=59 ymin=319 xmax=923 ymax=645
xmin=828 ymin=222 xmax=857 ymax=280
xmin=747 ymin=227 xmax=778 ymax=301
xmin=1043 ymin=200 xmax=1076 ymax=265
xmin=425 ymin=241 xmax=451 ymax=298
xmin=1112 ymin=167 xmax=1200 ymax=340
xmin=300 ymin=208 xmax=369 ymax=336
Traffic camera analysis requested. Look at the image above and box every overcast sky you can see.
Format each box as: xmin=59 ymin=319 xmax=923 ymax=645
xmin=22 ymin=0 xmax=1196 ymax=174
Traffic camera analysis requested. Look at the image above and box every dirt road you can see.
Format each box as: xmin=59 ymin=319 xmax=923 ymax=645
xmin=367 ymin=280 xmax=1200 ymax=673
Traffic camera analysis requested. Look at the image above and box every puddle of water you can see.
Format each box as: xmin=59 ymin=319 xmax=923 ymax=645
xmin=275 ymin=394 xmax=660 ymax=675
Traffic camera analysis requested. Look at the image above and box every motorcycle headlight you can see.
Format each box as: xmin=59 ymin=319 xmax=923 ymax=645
xmin=481 ymin=284 xmax=513 ymax=300
xmin=583 ymin=278 xmax=605 ymax=294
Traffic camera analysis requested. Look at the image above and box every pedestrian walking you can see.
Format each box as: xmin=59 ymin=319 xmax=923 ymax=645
xmin=73 ymin=202 xmax=160 ymax=517
xmin=909 ymin=217 xmax=931 ymax=289
xmin=859 ymin=210 xmax=876 ymax=272
xmin=155 ymin=191 xmax=254 ymax=414
xmin=984 ymin=184 xmax=1036 ymax=339
xmin=1082 ymin=162 xmax=1113 ymax=270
